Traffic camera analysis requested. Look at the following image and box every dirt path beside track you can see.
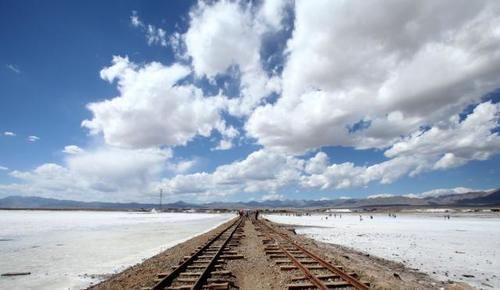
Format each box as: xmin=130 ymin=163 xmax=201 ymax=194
xmin=89 ymin=217 xmax=473 ymax=290
xmin=226 ymin=219 xmax=288 ymax=289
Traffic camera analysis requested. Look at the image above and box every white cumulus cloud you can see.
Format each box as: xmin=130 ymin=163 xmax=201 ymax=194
xmin=247 ymin=0 xmax=500 ymax=153
xmin=184 ymin=0 xmax=283 ymax=116
xmin=82 ymin=56 xmax=231 ymax=149
xmin=1 ymin=146 xmax=172 ymax=201
xmin=301 ymin=102 xmax=500 ymax=190
xmin=157 ymin=149 xmax=304 ymax=197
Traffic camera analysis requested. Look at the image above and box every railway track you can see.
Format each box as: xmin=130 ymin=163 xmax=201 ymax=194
xmin=150 ymin=217 xmax=245 ymax=290
xmin=254 ymin=218 xmax=370 ymax=290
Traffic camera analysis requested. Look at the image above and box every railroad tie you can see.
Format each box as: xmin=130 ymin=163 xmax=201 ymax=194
xmin=203 ymin=282 xmax=230 ymax=290
xmin=219 ymin=254 xmax=244 ymax=259
xmin=287 ymin=280 xmax=354 ymax=289
xmin=290 ymin=273 xmax=358 ymax=281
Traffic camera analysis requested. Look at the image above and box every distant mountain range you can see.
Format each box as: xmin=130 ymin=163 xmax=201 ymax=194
xmin=0 ymin=189 xmax=498 ymax=210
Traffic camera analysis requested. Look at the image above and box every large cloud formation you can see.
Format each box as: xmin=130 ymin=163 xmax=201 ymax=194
xmin=156 ymin=102 xmax=500 ymax=196
xmin=246 ymin=0 xmax=500 ymax=152
xmin=82 ymin=56 xmax=235 ymax=149
xmin=158 ymin=0 xmax=500 ymax=197
xmin=184 ymin=0 xmax=285 ymax=116
xmin=3 ymin=0 xmax=499 ymax=202
xmin=1 ymin=147 xmax=172 ymax=201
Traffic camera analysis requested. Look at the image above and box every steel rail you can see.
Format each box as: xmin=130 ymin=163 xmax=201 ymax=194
xmin=191 ymin=217 xmax=243 ymax=290
xmin=151 ymin=217 xmax=242 ymax=290
xmin=272 ymin=237 xmax=329 ymax=289
xmin=258 ymin=218 xmax=370 ymax=290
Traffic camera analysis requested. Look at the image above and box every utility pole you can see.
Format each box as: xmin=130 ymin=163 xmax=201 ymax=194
xmin=159 ymin=188 xmax=163 ymax=211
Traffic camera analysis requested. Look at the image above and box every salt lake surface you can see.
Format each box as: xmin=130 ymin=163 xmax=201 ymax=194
xmin=0 ymin=210 xmax=234 ymax=290
xmin=266 ymin=213 xmax=500 ymax=289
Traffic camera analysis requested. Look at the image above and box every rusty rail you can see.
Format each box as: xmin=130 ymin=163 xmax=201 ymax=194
xmin=191 ymin=217 xmax=242 ymax=290
xmin=256 ymin=218 xmax=370 ymax=290
xmin=273 ymin=240 xmax=330 ymax=289
xmin=151 ymin=216 xmax=243 ymax=290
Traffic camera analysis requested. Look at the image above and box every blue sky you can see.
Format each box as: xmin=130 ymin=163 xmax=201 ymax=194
xmin=0 ymin=0 xmax=499 ymax=203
